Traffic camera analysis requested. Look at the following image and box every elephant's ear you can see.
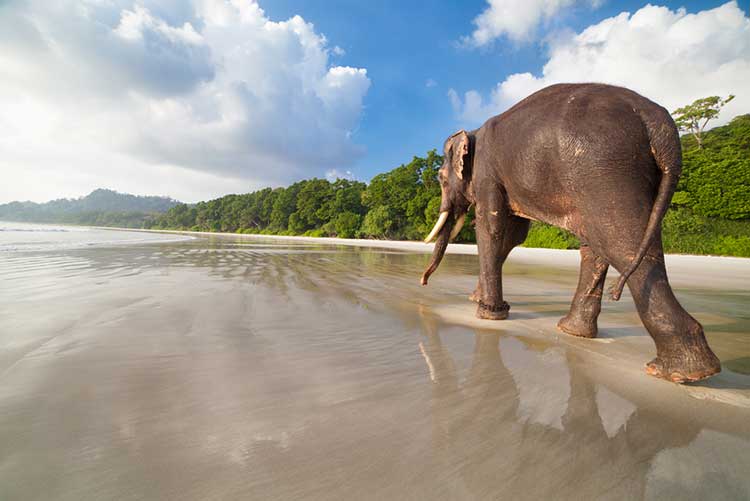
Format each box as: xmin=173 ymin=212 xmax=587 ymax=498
xmin=451 ymin=130 xmax=470 ymax=180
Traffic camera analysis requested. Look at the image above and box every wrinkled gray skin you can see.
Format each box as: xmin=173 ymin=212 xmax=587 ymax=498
xmin=421 ymin=83 xmax=720 ymax=383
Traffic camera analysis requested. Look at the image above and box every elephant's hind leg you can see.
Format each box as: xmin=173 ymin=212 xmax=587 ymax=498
xmin=557 ymin=244 xmax=609 ymax=338
xmin=627 ymin=251 xmax=720 ymax=382
xmin=599 ymin=239 xmax=720 ymax=383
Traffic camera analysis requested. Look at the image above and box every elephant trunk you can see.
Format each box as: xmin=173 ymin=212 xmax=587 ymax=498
xmin=421 ymin=215 xmax=455 ymax=286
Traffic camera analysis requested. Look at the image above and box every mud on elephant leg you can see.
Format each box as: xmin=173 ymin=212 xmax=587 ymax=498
xmin=619 ymin=249 xmax=720 ymax=383
xmin=558 ymin=245 xmax=609 ymax=338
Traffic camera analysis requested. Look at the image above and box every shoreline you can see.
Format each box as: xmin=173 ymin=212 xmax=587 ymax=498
xmin=101 ymin=226 xmax=750 ymax=290
xmin=7 ymin=219 xmax=747 ymax=263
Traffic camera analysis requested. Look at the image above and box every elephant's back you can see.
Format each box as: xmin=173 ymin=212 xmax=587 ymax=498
xmin=478 ymin=83 xmax=668 ymax=235
xmin=484 ymin=83 xmax=665 ymax=178
xmin=488 ymin=83 xmax=662 ymax=140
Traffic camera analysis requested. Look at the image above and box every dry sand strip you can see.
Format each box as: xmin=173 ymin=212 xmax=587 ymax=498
xmin=108 ymin=227 xmax=750 ymax=292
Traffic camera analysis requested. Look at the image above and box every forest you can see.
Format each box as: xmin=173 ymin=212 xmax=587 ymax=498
xmin=143 ymin=114 xmax=750 ymax=257
xmin=0 ymin=189 xmax=178 ymax=227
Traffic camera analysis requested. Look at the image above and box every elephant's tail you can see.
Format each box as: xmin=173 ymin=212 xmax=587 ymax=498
xmin=609 ymin=108 xmax=682 ymax=301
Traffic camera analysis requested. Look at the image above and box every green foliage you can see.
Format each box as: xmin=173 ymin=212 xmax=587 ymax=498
xmin=360 ymin=205 xmax=393 ymax=239
xmin=139 ymin=174 xmax=369 ymax=238
xmin=270 ymin=182 xmax=303 ymax=232
xmin=330 ymin=179 xmax=367 ymax=216
xmin=292 ymin=179 xmax=333 ymax=231
xmin=455 ymin=208 xmax=476 ymax=243
xmin=364 ymin=150 xmax=442 ymax=240
xmin=661 ymin=207 xmax=750 ymax=257
xmin=304 ymin=228 xmax=326 ymax=238
xmin=714 ymin=236 xmax=750 ymax=257
xmin=0 ymin=189 xmax=178 ymax=227
xmin=670 ymin=191 xmax=691 ymax=206
xmin=678 ymin=114 xmax=750 ymax=219
xmin=333 ymin=211 xmax=361 ymax=238
xmin=522 ymin=222 xmax=580 ymax=249
xmin=673 ymin=95 xmax=735 ymax=148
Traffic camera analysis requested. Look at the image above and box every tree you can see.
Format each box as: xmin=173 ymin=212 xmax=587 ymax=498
xmin=329 ymin=179 xmax=367 ymax=217
xmin=292 ymin=178 xmax=334 ymax=231
xmin=363 ymin=150 xmax=442 ymax=239
xmin=360 ymin=205 xmax=393 ymax=239
xmin=269 ymin=182 xmax=304 ymax=232
xmin=673 ymin=94 xmax=735 ymax=149
xmin=333 ymin=211 xmax=361 ymax=238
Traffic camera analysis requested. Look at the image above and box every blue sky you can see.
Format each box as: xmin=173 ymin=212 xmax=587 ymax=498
xmin=263 ymin=0 xmax=743 ymax=181
xmin=0 ymin=0 xmax=747 ymax=202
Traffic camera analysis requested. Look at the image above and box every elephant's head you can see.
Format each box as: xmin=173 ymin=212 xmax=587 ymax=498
xmin=421 ymin=129 xmax=474 ymax=286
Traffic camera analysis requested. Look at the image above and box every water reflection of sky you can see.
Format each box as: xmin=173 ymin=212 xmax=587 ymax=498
xmin=1 ymin=233 xmax=748 ymax=499
xmin=418 ymin=315 xmax=750 ymax=499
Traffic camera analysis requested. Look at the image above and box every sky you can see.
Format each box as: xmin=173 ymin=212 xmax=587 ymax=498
xmin=0 ymin=0 xmax=748 ymax=203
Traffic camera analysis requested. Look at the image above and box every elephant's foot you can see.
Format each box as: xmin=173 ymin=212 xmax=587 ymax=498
xmin=644 ymin=349 xmax=721 ymax=384
xmin=476 ymin=300 xmax=510 ymax=320
xmin=557 ymin=314 xmax=598 ymax=339
xmin=468 ymin=288 xmax=481 ymax=303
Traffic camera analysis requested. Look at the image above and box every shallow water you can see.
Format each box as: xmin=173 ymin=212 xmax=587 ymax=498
xmin=1 ymin=227 xmax=749 ymax=500
xmin=0 ymin=221 xmax=192 ymax=252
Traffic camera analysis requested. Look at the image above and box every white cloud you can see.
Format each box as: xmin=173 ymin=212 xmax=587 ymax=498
xmin=324 ymin=169 xmax=356 ymax=182
xmin=451 ymin=1 xmax=750 ymax=128
xmin=0 ymin=0 xmax=370 ymax=202
xmin=463 ymin=0 xmax=602 ymax=46
xmin=425 ymin=78 xmax=438 ymax=88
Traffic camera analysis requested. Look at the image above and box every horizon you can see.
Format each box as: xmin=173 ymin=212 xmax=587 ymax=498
xmin=1 ymin=0 xmax=748 ymax=204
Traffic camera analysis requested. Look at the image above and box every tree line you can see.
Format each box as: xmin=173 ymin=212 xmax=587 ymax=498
xmin=145 ymin=149 xmax=475 ymax=241
xmin=145 ymin=114 xmax=750 ymax=257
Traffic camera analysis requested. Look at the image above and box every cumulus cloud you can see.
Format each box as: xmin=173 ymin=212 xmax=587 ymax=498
xmin=0 ymin=0 xmax=370 ymax=202
xmin=451 ymin=2 xmax=750 ymax=127
xmin=463 ymin=0 xmax=602 ymax=46
xmin=324 ymin=169 xmax=356 ymax=182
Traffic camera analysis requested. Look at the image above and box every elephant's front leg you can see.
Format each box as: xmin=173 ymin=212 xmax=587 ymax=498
xmin=474 ymin=189 xmax=529 ymax=320
xmin=476 ymin=226 xmax=509 ymax=319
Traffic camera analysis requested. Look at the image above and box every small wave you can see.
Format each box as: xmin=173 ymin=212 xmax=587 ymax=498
xmin=0 ymin=223 xmax=194 ymax=252
xmin=0 ymin=228 xmax=70 ymax=233
xmin=1 ymin=236 xmax=193 ymax=251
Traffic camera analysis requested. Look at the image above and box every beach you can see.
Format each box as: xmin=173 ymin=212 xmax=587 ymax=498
xmin=1 ymin=223 xmax=749 ymax=500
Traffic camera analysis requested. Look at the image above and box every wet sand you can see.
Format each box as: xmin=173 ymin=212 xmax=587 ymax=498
xmin=1 ymin=231 xmax=749 ymax=499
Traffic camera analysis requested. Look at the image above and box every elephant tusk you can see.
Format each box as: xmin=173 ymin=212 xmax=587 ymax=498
xmin=424 ymin=211 xmax=449 ymax=243
xmin=449 ymin=213 xmax=466 ymax=241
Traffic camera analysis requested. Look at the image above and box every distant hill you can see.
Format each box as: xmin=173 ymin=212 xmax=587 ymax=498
xmin=0 ymin=189 xmax=180 ymax=227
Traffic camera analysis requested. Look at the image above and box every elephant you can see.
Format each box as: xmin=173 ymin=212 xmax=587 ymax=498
xmin=420 ymin=83 xmax=720 ymax=384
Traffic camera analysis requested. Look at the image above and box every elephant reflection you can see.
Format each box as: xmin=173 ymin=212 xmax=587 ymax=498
xmin=416 ymin=313 xmax=748 ymax=499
